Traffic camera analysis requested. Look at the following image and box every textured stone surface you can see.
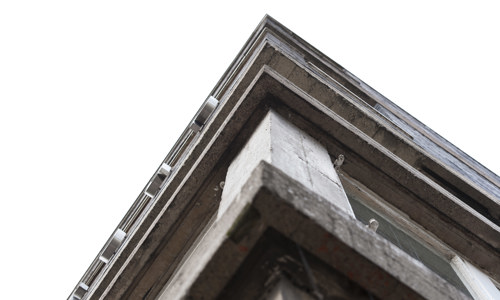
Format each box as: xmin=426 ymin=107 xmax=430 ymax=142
xmin=159 ymin=162 xmax=470 ymax=300
xmin=74 ymin=16 xmax=500 ymax=299
xmin=219 ymin=110 xmax=353 ymax=218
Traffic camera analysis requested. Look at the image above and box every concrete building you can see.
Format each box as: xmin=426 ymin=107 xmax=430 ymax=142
xmin=69 ymin=16 xmax=500 ymax=300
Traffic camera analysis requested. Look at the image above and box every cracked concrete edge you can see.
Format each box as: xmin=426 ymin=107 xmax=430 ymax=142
xmin=161 ymin=161 xmax=470 ymax=300
xmin=252 ymin=161 xmax=470 ymax=300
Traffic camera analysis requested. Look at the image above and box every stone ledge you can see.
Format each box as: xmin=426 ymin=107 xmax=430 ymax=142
xmin=160 ymin=161 xmax=470 ymax=300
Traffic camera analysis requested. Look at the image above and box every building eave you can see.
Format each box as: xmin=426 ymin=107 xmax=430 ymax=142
xmin=70 ymin=15 xmax=500 ymax=299
xmin=161 ymin=161 xmax=470 ymax=300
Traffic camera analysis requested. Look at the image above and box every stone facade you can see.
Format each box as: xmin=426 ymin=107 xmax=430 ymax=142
xmin=69 ymin=16 xmax=500 ymax=300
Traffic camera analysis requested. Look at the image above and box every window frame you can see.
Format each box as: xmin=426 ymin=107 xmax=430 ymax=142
xmin=339 ymin=171 xmax=500 ymax=300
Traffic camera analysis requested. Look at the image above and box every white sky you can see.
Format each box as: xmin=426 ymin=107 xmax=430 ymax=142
xmin=1 ymin=1 xmax=499 ymax=299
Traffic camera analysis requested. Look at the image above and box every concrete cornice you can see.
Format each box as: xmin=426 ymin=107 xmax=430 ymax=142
xmin=70 ymin=15 xmax=500 ymax=299
xmin=161 ymin=161 xmax=470 ymax=300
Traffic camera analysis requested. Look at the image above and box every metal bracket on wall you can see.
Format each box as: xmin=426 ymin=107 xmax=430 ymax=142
xmin=145 ymin=163 xmax=172 ymax=198
xmin=71 ymin=282 xmax=89 ymax=300
xmin=333 ymin=154 xmax=345 ymax=170
xmin=189 ymin=96 xmax=219 ymax=132
xmin=99 ymin=228 xmax=127 ymax=264
xmin=367 ymin=218 xmax=379 ymax=232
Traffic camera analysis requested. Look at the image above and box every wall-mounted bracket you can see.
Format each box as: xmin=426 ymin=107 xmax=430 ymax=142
xmin=71 ymin=282 xmax=89 ymax=300
xmin=145 ymin=163 xmax=172 ymax=198
xmin=367 ymin=218 xmax=379 ymax=232
xmin=189 ymin=96 xmax=219 ymax=132
xmin=99 ymin=228 xmax=126 ymax=264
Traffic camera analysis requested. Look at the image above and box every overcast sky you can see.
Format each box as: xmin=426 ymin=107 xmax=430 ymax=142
xmin=1 ymin=1 xmax=499 ymax=299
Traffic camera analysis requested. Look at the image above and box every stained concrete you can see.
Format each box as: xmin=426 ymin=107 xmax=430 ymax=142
xmin=220 ymin=110 xmax=353 ymax=218
xmin=159 ymin=162 xmax=470 ymax=300
xmin=71 ymin=16 xmax=500 ymax=300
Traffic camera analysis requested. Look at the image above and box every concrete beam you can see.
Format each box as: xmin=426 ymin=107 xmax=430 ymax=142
xmin=159 ymin=162 xmax=469 ymax=300
xmin=219 ymin=110 xmax=353 ymax=218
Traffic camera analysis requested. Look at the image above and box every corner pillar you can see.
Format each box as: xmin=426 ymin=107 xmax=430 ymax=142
xmin=219 ymin=110 xmax=354 ymax=218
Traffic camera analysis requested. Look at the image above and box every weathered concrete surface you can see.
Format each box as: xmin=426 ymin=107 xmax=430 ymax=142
xmin=253 ymin=68 xmax=500 ymax=279
xmin=217 ymin=230 xmax=375 ymax=300
xmin=75 ymin=18 xmax=500 ymax=298
xmin=267 ymin=278 xmax=315 ymax=300
xmin=160 ymin=161 xmax=470 ymax=300
xmin=80 ymin=67 xmax=500 ymax=299
xmin=220 ymin=110 xmax=353 ymax=218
